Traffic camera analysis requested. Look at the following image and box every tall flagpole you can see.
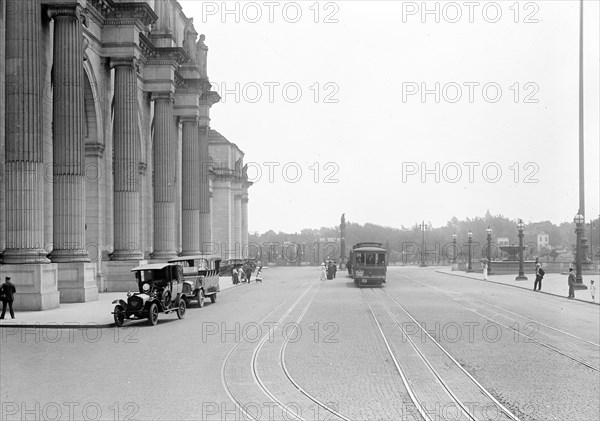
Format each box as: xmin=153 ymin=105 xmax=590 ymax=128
xmin=578 ymin=0 xmax=585 ymax=218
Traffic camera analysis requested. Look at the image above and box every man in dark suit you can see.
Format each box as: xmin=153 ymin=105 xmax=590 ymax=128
xmin=533 ymin=263 xmax=544 ymax=291
xmin=567 ymin=268 xmax=576 ymax=298
xmin=0 ymin=276 xmax=17 ymax=319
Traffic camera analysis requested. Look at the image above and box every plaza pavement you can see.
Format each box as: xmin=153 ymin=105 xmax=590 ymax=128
xmin=436 ymin=268 xmax=600 ymax=304
xmin=0 ymin=277 xmax=237 ymax=328
xmin=2 ymin=268 xmax=597 ymax=328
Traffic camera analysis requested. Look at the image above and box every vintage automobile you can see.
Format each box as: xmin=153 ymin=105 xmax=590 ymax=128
xmin=168 ymin=255 xmax=221 ymax=308
xmin=112 ymin=263 xmax=187 ymax=327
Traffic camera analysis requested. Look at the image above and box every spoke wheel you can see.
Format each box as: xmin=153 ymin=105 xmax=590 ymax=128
xmin=177 ymin=299 xmax=186 ymax=319
xmin=197 ymin=290 xmax=205 ymax=308
xmin=148 ymin=303 xmax=159 ymax=326
xmin=114 ymin=305 xmax=125 ymax=327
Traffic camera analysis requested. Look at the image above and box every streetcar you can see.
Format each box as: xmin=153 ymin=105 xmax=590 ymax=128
xmin=348 ymin=242 xmax=387 ymax=287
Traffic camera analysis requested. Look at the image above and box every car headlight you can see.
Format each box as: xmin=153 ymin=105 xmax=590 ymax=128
xmin=142 ymin=283 xmax=150 ymax=292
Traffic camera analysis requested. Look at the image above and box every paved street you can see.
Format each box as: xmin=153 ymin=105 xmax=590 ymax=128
xmin=1 ymin=266 xmax=599 ymax=421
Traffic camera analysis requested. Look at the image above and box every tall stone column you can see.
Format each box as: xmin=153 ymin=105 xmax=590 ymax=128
xmin=47 ymin=5 xmax=89 ymax=263
xmin=44 ymin=4 xmax=98 ymax=303
xmin=199 ymin=125 xmax=212 ymax=253
xmin=111 ymin=58 xmax=143 ymax=260
xmin=151 ymin=92 xmax=177 ymax=260
xmin=0 ymin=0 xmax=59 ymax=310
xmin=3 ymin=0 xmax=48 ymax=264
xmin=181 ymin=116 xmax=201 ymax=256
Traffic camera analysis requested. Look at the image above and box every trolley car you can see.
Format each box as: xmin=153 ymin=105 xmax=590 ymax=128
xmin=348 ymin=242 xmax=387 ymax=287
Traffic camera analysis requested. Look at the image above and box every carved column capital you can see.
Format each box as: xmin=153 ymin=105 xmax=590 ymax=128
xmin=110 ymin=56 xmax=137 ymax=69
xmin=47 ymin=3 xmax=88 ymax=26
xmin=151 ymin=91 xmax=174 ymax=103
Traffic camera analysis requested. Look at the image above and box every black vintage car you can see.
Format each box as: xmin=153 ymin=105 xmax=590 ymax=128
xmin=112 ymin=263 xmax=188 ymax=327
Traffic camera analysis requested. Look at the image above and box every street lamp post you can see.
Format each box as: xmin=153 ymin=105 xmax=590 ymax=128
xmin=516 ymin=219 xmax=528 ymax=281
xmin=574 ymin=212 xmax=588 ymax=289
xmin=420 ymin=221 xmax=427 ymax=267
xmin=452 ymin=233 xmax=457 ymax=264
xmin=486 ymin=227 xmax=492 ymax=275
xmin=467 ymin=231 xmax=473 ymax=272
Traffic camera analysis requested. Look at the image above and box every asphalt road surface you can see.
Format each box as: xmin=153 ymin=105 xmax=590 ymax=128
xmin=1 ymin=266 xmax=598 ymax=421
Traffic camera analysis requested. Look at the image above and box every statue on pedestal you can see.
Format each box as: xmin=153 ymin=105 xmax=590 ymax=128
xmin=183 ymin=20 xmax=198 ymax=63
xmin=196 ymin=34 xmax=208 ymax=78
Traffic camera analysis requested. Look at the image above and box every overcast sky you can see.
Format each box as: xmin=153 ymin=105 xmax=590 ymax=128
xmin=180 ymin=0 xmax=600 ymax=233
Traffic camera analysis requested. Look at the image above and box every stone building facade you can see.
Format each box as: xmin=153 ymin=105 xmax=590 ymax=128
xmin=0 ymin=0 xmax=251 ymax=310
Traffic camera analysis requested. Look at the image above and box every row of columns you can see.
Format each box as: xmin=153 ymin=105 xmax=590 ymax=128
xmin=4 ymin=2 xmax=88 ymax=264
xmin=3 ymin=1 xmax=216 ymax=264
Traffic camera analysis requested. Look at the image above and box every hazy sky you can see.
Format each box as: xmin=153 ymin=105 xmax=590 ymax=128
xmin=180 ymin=0 xmax=600 ymax=233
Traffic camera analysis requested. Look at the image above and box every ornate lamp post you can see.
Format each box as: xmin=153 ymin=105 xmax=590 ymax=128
xmin=516 ymin=219 xmax=528 ymax=281
xmin=467 ymin=231 xmax=473 ymax=272
xmin=420 ymin=221 xmax=428 ymax=267
xmin=452 ymin=233 xmax=457 ymax=264
xmin=486 ymin=227 xmax=492 ymax=275
xmin=574 ymin=212 xmax=587 ymax=288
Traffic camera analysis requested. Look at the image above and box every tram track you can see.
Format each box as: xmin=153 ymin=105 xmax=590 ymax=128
xmin=221 ymin=281 xmax=313 ymax=420
xmin=222 ymin=279 xmax=350 ymax=421
xmin=400 ymin=275 xmax=600 ymax=373
xmin=363 ymin=287 xmax=520 ymax=421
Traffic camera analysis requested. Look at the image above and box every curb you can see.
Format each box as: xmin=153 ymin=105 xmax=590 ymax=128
xmin=435 ymin=270 xmax=600 ymax=305
xmin=0 ymin=322 xmax=114 ymax=329
xmin=0 ymin=280 xmax=242 ymax=329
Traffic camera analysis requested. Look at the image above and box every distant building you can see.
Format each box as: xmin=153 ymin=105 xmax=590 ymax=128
xmin=537 ymin=233 xmax=550 ymax=250
xmin=497 ymin=237 xmax=510 ymax=246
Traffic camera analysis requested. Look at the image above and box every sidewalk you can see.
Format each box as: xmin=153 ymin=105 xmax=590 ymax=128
xmin=436 ymin=269 xmax=600 ymax=305
xmin=0 ymin=277 xmax=236 ymax=329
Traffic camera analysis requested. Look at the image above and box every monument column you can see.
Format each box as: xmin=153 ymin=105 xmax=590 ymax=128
xmin=111 ymin=58 xmax=143 ymax=260
xmin=0 ymin=0 xmax=59 ymax=310
xmin=241 ymin=191 xmax=249 ymax=254
xmin=181 ymin=116 xmax=201 ymax=256
xmin=47 ymin=5 xmax=89 ymax=263
xmin=199 ymin=125 xmax=212 ymax=252
xmin=151 ymin=92 xmax=178 ymax=260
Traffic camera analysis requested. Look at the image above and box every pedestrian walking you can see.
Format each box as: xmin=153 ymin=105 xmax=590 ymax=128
xmin=320 ymin=263 xmax=327 ymax=281
xmin=232 ymin=266 xmax=239 ymax=285
xmin=567 ymin=267 xmax=575 ymax=298
xmin=482 ymin=260 xmax=488 ymax=281
xmin=0 ymin=276 xmax=17 ymax=319
xmin=332 ymin=263 xmax=337 ymax=279
xmin=533 ymin=263 xmax=545 ymax=291
xmin=590 ymin=280 xmax=596 ymax=302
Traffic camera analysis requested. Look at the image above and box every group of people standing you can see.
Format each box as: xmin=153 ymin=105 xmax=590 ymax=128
xmin=320 ymin=261 xmax=337 ymax=281
xmin=232 ymin=265 xmax=263 ymax=285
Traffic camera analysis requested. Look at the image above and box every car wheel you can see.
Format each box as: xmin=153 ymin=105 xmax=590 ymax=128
xmin=114 ymin=305 xmax=125 ymax=327
xmin=177 ymin=299 xmax=186 ymax=319
xmin=198 ymin=290 xmax=205 ymax=308
xmin=210 ymin=293 xmax=217 ymax=303
xmin=148 ymin=303 xmax=159 ymax=326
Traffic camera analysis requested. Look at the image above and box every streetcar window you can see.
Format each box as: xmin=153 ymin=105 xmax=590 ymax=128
xmin=378 ymin=253 xmax=386 ymax=265
xmin=366 ymin=253 xmax=375 ymax=265
xmin=356 ymin=253 xmax=364 ymax=264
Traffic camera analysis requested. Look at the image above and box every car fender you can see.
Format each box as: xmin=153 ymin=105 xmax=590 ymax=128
xmin=112 ymin=299 xmax=128 ymax=308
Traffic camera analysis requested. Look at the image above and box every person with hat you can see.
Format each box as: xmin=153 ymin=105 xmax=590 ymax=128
xmin=0 ymin=276 xmax=17 ymax=319
xmin=567 ymin=267 xmax=576 ymax=298
xmin=533 ymin=263 xmax=545 ymax=291
xmin=590 ymin=280 xmax=596 ymax=302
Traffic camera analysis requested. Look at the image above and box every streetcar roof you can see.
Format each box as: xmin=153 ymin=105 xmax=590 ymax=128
xmin=353 ymin=247 xmax=386 ymax=252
